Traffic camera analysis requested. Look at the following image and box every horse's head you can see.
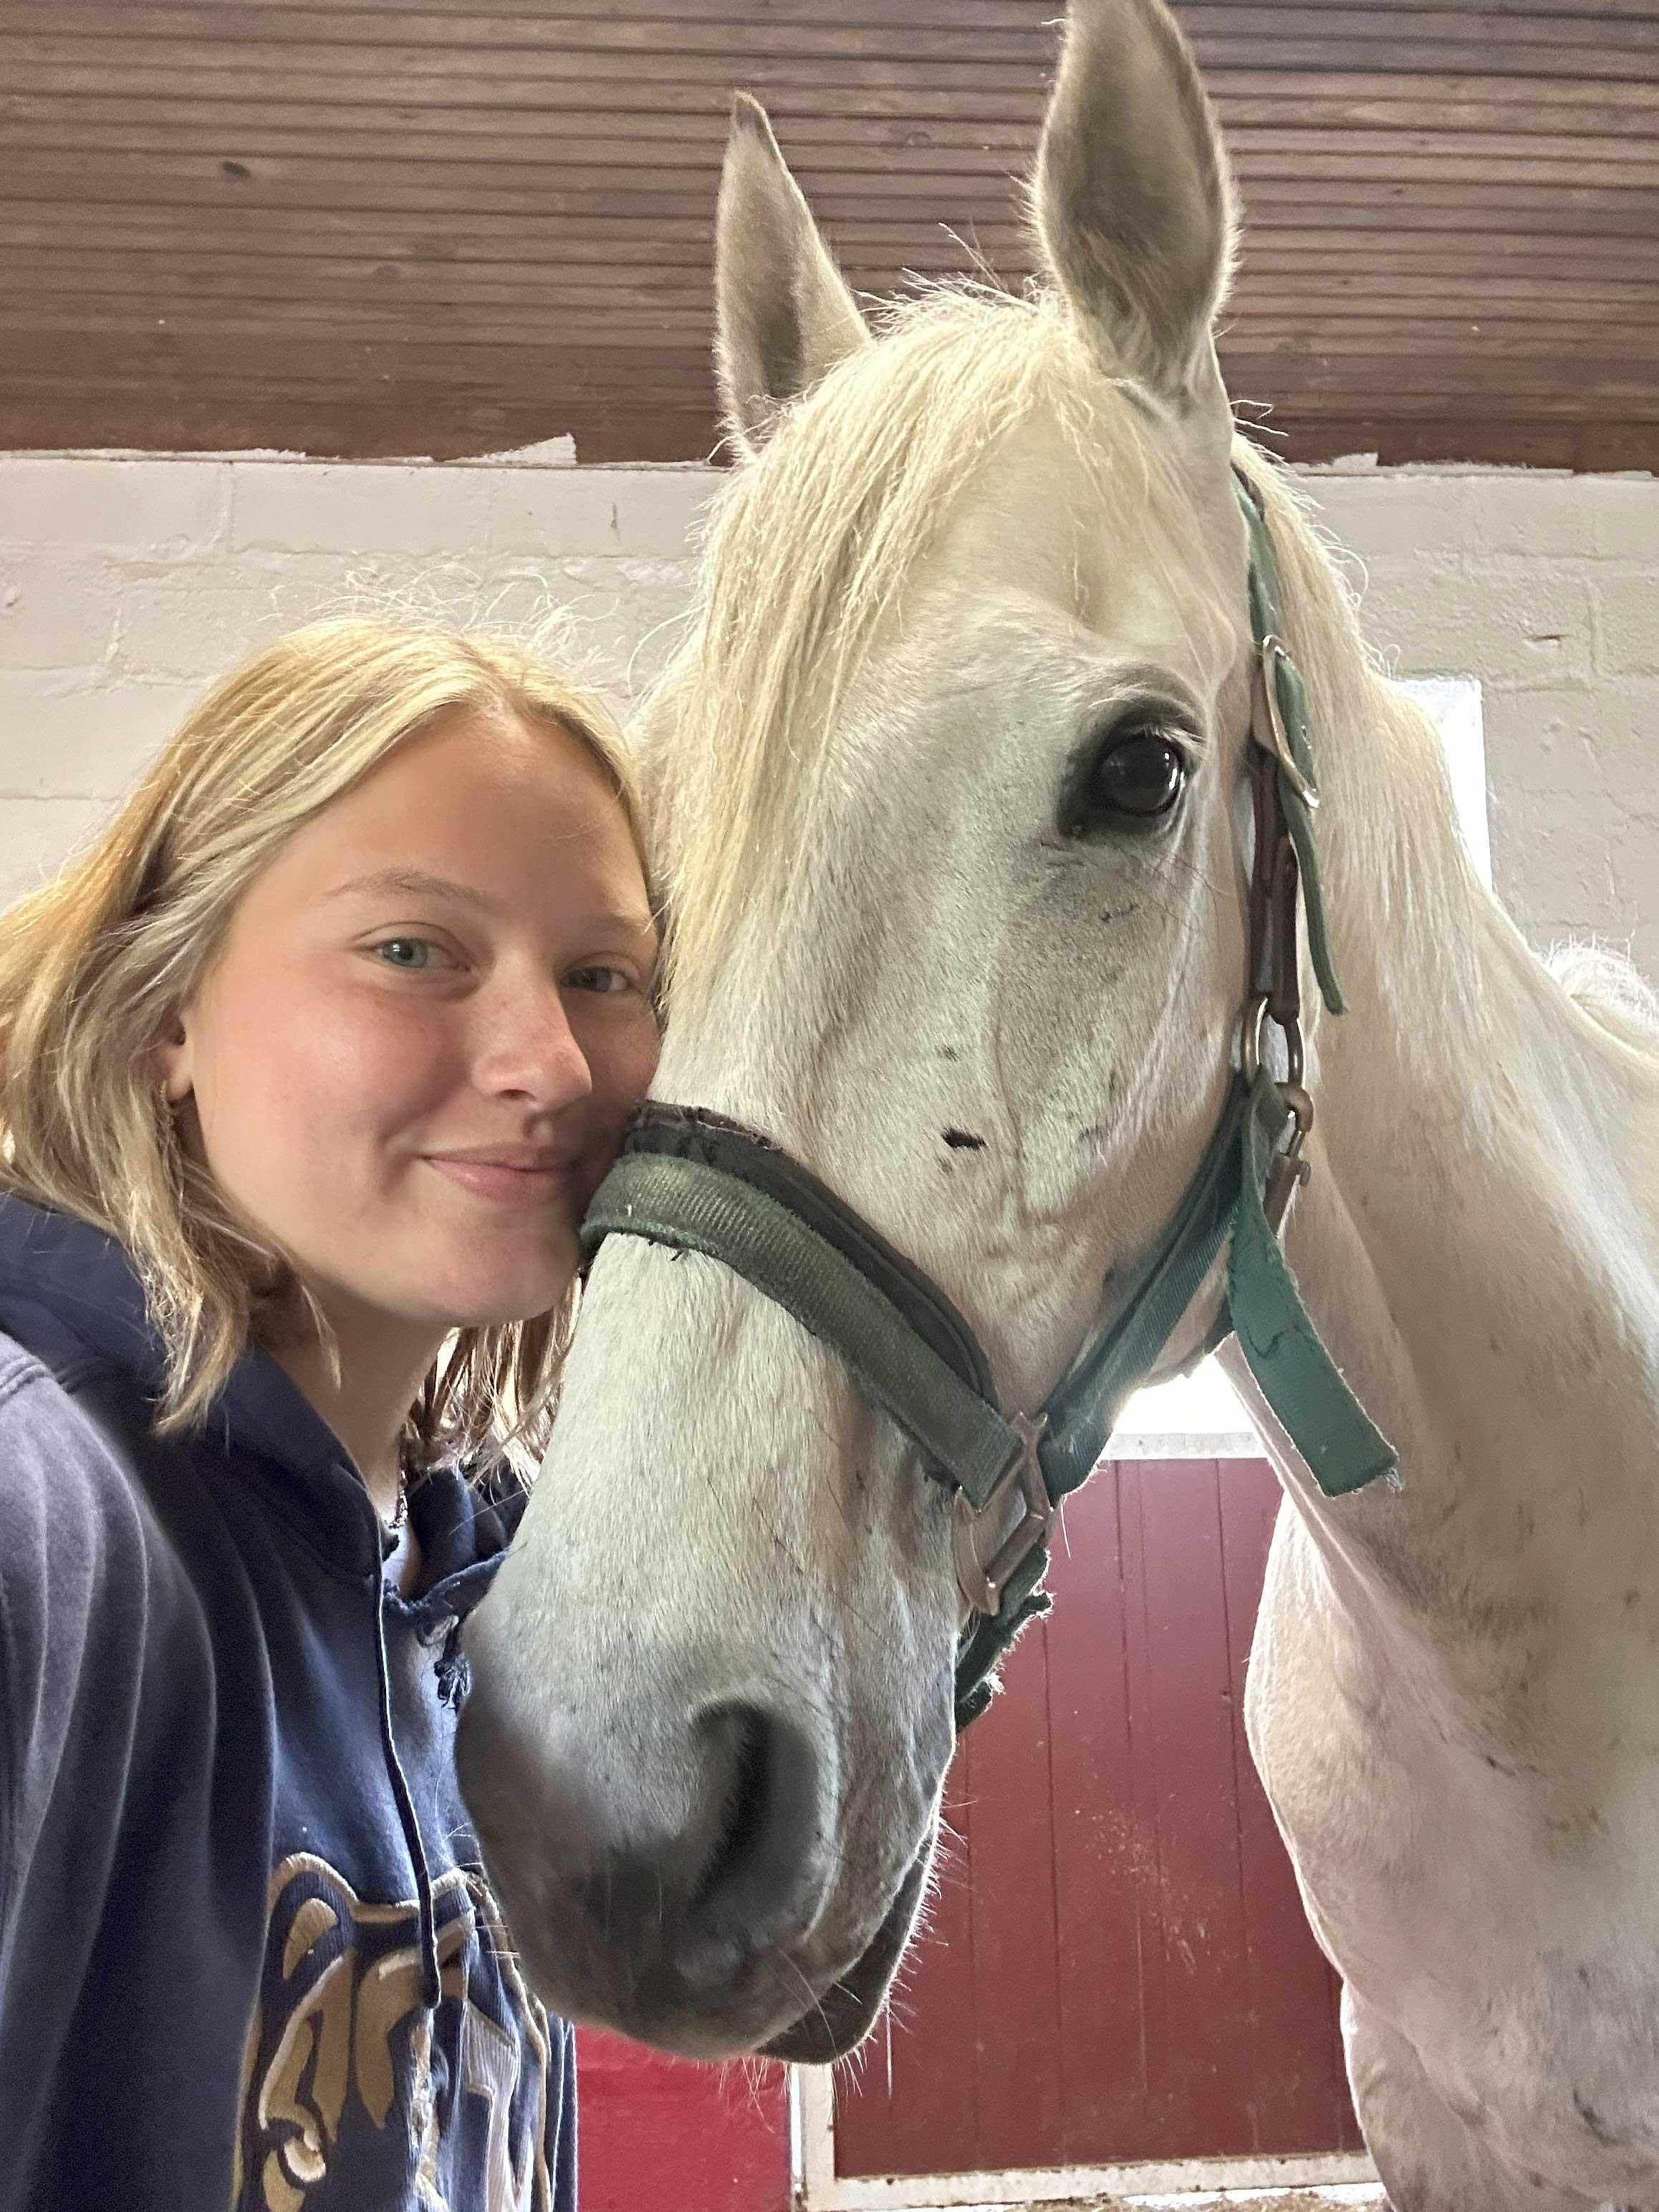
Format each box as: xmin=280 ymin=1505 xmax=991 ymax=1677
xmin=461 ymin=0 xmax=1267 ymax=2059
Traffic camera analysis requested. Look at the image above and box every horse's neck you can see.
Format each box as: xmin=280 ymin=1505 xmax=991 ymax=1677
xmin=1248 ymin=729 xmax=1659 ymax=1654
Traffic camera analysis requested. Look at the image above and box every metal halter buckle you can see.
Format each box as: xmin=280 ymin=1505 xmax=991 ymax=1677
xmin=952 ymin=1413 xmax=1053 ymax=1617
xmin=1256 ymin=637 xmax=1320 ymax=809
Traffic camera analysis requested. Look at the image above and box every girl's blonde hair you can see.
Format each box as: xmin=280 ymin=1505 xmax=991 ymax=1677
xmin=0 ymin=615 xmax=649 ymax=1483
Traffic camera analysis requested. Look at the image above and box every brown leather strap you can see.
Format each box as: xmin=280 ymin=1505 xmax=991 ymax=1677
xmin=1246 ymin=723 xmax=1304 ymax=1039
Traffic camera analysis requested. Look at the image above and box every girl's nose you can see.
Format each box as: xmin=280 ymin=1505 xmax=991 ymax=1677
xmin=473 ymin=982 xmax=595 ymax=1112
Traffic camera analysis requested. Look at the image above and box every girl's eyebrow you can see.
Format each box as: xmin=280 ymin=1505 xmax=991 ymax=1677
xmin=327 ymin=867 xmax=499 ymax=915
xmin=327 ymin=867 xmax=657 ymax=940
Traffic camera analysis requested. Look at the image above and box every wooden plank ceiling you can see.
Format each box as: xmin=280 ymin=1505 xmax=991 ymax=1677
xmin=2 ymin=1 xmax=1656 ymax=469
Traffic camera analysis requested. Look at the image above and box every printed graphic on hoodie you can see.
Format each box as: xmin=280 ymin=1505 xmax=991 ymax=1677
xmin=233 ymin=1854 xmax=555 ymax=2212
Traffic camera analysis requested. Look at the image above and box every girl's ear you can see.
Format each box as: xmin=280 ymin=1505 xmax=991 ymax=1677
xmin=155 ymin=1011 xmax=193 ymax=1105
xmin=713 ymin=93 xmax=870 ymax=456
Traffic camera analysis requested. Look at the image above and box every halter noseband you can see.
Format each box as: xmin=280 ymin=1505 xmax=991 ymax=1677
xmin=580 ymin=469 xmax=1397 ymax=1731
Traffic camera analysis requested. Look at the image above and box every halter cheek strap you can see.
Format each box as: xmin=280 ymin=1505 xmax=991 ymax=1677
xmin=578 ymin=468 xmax=1398 ymax=1731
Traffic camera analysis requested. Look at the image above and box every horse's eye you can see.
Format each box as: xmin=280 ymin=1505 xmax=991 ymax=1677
xmin=1082 ymin=728 xmax=1190 ymax=826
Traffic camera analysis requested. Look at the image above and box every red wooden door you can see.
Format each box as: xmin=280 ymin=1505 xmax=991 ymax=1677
xmin=833 ymin=1456 xmax=1362 ymax=2180
xmin=577 ymin=2029 xmax=790 ymax=2211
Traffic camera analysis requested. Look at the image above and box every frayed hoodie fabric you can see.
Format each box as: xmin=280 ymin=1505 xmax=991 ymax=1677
xmin=0 ymin=1193 xmax=574 ymax=2211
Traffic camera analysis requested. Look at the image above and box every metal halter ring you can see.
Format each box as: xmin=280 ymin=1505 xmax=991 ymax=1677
xmin=1257 ymin=638 xmax=1320 ymax=809
xmin=951 ymin=1413 xmax=1053 ymax=1617
xmin=1241 ymin=991 xmax=1307 ymax=1092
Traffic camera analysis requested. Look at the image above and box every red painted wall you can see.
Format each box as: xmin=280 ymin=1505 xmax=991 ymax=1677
xmin=576 ymin=2029 xmax=791 ymax=2211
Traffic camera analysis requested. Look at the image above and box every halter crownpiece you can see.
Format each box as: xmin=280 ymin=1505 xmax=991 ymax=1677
xmin=580 ymin=466 xmax=1397 ymax=1731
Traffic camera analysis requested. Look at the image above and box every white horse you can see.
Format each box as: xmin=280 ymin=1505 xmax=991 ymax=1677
xmin=458 ymin=2 xmax=1659 ymax=2203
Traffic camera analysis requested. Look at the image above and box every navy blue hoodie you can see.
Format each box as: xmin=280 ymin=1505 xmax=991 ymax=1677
xmin=0 ymin=1193 xmax=576 ymax=2211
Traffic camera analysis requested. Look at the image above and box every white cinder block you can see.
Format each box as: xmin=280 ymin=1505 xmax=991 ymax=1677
xmin=0 ymin=796 xmax=114 ymax=903
xmin=1300 ymin=475 xmax=1465 ymax=565
xmin=489 ymin=467 xmax=717 ymax=561
xmin=1484 ymin=682 xmax=1655 ymax=971
xmin=0 ymin=668 xmax=198 ymax=798
xmin=0 ymin=553 xmax=120 ymax=671
xmin=1592 ymin=570 xmax=1658 ymax=678
xmin=114 ymin=551 xmax=667 ymax=691
xmin=229 ymin=462 xmax=497 ymax=559
xmin=1489 ymin=801 xmax=1620 ymax=958
xmin=1611 ymin=819 xmax=1658 ymax=972
xmin=115 ymin=562 xmax=316 ymax=681
xmin=1586 ymin=478 xmax=1659 ymax=564
xmin=112 ymin=565 xmax=293 ymax=684
xmin=1355 ymin=554 xmax=1595 ymax=688
xmin=1443 ymin=474 xmax=1597 ymax=560
xmin=1483 ymin=686 xmax=1608 ymax=785
xmin=0 ymin=457 xmax=230 ymax=556
xmin=1572 ymin=682 xmax=1648 ymax=799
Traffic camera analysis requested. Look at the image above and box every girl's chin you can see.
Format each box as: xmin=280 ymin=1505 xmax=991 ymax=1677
xmin=417 ymin=1251 xmax=580 ymax=1331
xmin=305 ymin=1210 xmax=579 ymax=1332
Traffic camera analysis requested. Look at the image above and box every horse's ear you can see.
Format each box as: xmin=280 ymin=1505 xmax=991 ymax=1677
xmin=714 ymin=94 xmax=870 ymax=456
xmin=1033 ymin=0 xmax=1238 ymax=404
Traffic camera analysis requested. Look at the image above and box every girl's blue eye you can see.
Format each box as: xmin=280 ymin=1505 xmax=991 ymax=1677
xmin=374 ymin=938 xmax=440 ymax=971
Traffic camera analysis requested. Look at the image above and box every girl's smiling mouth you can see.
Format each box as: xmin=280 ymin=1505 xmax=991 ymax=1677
xmin=425 ymin=1147 xmax=580 ymax=1203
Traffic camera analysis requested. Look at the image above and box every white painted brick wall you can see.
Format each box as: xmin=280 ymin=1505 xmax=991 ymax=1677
xmin=0 ymin=451 xmax=1653 ymax=973
xmin=1307 ymin=468 xmax=1658 ymax=976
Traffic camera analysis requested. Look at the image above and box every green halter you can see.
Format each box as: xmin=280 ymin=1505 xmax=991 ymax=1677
xmin=580 ymin=469 xmax=1397 ymax=1729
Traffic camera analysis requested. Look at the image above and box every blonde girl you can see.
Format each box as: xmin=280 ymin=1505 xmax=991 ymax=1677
xmin=0 ymin=618 xmax=660 ymax=2211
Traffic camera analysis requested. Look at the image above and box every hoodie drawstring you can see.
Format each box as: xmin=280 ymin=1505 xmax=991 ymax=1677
xmin=373 ymin=1586 xmax=443 ymax=2009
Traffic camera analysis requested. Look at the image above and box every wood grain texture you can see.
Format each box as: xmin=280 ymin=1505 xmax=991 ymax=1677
xmin=1 ymin=3 xmax=1654 ymax=466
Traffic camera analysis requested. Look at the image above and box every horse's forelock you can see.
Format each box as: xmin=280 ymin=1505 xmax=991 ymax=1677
xmin=648 ymin=285 xmax=1155 ymax=1006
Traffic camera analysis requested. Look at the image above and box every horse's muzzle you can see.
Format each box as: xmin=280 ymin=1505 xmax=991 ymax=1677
xmin=454 ymin=1635 xmax=863 ymax=2055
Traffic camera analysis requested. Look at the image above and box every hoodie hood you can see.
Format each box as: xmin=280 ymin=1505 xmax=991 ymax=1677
xmin=0 ymin=1190 xmax=524 ymax=1619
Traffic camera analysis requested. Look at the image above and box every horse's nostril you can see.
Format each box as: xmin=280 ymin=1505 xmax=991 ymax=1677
xmin=691 ymin=1706 xmax=768 ymax=1909
xmin=688 ymin=1701 xmax=822 ymax=1941
xmin=457 ymin=1655 xmax=832 ymax=2030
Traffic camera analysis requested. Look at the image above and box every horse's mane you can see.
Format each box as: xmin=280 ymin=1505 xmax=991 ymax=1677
xmin=1547 ymin=942 xmax=1659 ymax=1054
xmin=1229 ymin=446 xmax=1522 ymax=1062
xmin=645 ymin=284 xmax=1168 ymax=1002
